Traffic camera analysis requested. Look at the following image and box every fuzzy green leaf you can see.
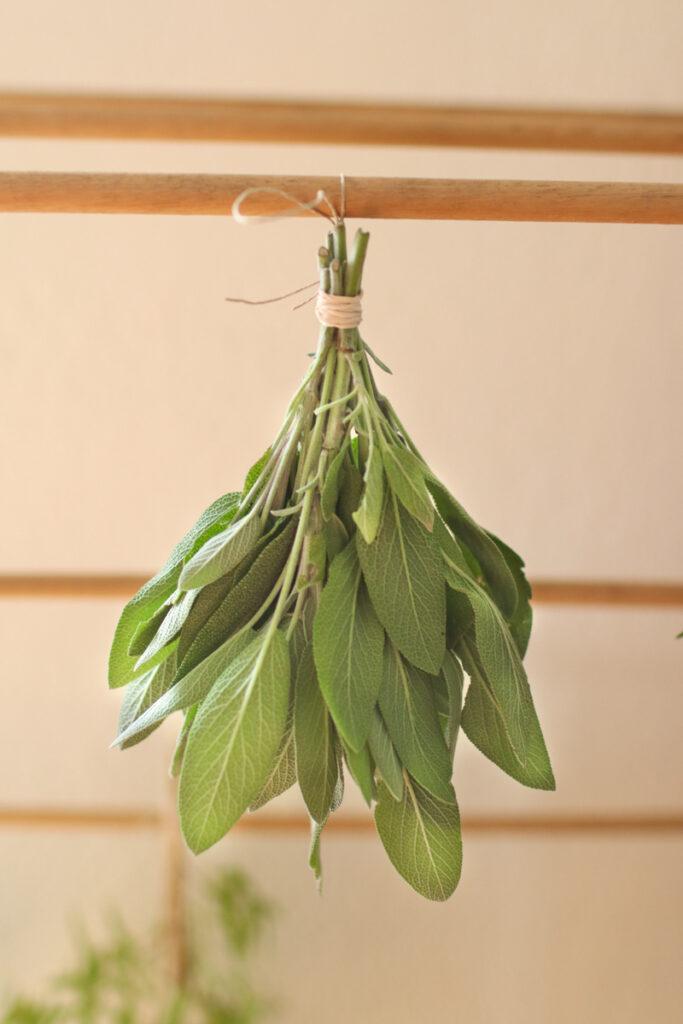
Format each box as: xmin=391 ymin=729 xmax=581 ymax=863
xmin=460 ymin=642 xmax=555 ymax=790
xmin=379 ymin=642 xmax=454 ymax=802
xmin=179 ymin=630 xmax=291 ymax=853
xmin=367 ymin=709 xmax=404 ymax=801
xmin=382 ymin=445 xmax=434 ymax=531
xmin=179 ymin=513 xmax=263 ymax=591
xmin=295 ymin=643 xmax=341 ymax=823
xmin=486 ymin=531 xmax=533 ymax=657
xmin=313 ymin=542 xmax=384 ymax=751
xmin=117 ymin=652 xmax=179 ymax=750
xmin=170 ymin=705 xmax=198 ymax=778
xmin=352 ymin=440 xmax=385 ymax=544
xmin=433 ymin=651 xmax=464 ymax=756
xmin=321 ymin=441 xmax=349 ymax=521
xmin=427 ymin=477 xmax=518 ymax=619
xmin=112 ymin=630 xmax=252 ymax=747
xmin=357 ymin=494 xmax=445 ymax=674
xmin=108 ymin=492 xmax=239 ymax=688
xmin=134 ymin=590 xmax=196 ymax=670
xmin=343 ymin=741 xmax=375 ymax=806
xmin=375 ymin=777 xmax=462 ymax=901
xmin=178 ymin=520 xmax=295 ymax=675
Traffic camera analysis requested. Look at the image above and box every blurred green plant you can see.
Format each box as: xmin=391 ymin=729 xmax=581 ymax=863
xmin=1 ymin=868 xmax=276 ymax=1024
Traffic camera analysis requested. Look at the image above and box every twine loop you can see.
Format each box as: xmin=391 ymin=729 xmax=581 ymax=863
xmin=315 ymin=291 xmax=362 ymax=329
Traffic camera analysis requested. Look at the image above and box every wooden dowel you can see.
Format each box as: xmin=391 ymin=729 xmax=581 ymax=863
xmin=0 ymin=574 xmax=681 ymax=607
xmin=1 ymin=92 xmax=682 ymax=154
xmin=1 ymin=172 xmax=683 ymax=224
xmin=1 ymin=806 xmax=682 ymax=835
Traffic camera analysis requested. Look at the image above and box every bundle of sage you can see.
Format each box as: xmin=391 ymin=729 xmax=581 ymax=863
xmin=110 ymin=224 xmax=554 ymax=901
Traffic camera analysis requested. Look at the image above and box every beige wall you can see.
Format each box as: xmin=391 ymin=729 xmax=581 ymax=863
xmin=1 ymin=1 xmax=682 ymax=1021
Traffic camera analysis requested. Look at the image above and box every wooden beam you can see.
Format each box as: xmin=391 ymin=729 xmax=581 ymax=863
xmin=0 ymin=574 xmax=681 ymax=607
xmin=1 ymin=806 xmax=682 ymax=836
xmin=1 ymin=92 xmax=682 ymax=154
xmin=2 ymin=172 xmax=683 ymax=224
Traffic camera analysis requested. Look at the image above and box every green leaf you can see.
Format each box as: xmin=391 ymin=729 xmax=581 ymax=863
xmin=323 ymin=514 xmax=349 ymax=563
xmin=444 ymin=558 xmax=534 ymax=761
xmin=170 ymin=705 xmax=198 ymax=777
xmin=486 ymin=531 xmax=533 ymax=657
xmin=249 ymin=719 xmax=296 ymax=811
xmin=179 ymin=513 xmax=263 ymax=591
xmin=308 ymin=818 xmax=325 ymax=888
xmin=375 ymin=777 xmax=462 ymax=901
xmin=379 ymin=642 xmax=454 ymax=802
xmin=337 ymin=458 xmax=363 ymax=536
xmin=127 ymin=604 xmax=170 ymax=657
xmin=112 ymin=630 xmax=252 ymax=747
xmin=294 ymin=643 xmax=341 ymax=823
xmin=382 ymin=445 xmax=434 ymax=531
xmin=427 ymin=477 xmax=518 ymax=619
xmin=352 ymin=439 xmax=385 ymax=544
xmin=368 ymin=708 xmax=404 ymax=801
xmin=343 ymin=741 xmax=375 ymax=805
xmin=116 ymin=652 xmax=179 ymax=750
xmin=178 ymin=520 xmax=295 ymax=675
xmin=433 ymin=651 xmax=464 ymax=756
xmin=134 ymin=590 xmax=196 ymax=670
xmin=460 ymin=645 xmax=555 ymax=790
xmin=243 ymin=447 xmax=271 ymax=495
xmin=321 ymin=440 xmax=349 ymax=521
xmin=179 ymin=629 xmax=291 ymax=853
xmin=357 ymin=494 xmax=445 ymax=674
xmin=313 ymin=542 xmax=384 ymax=751
xmin=108 ymin=491 xmax=239 ymax=688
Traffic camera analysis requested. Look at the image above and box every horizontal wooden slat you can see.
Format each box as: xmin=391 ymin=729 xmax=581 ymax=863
xmin=0 ymin=574 xmax=680 ymax=606
xmin=1 ymin=92 xmax=682 ymax=154
xmin=2 ymin=172 xmax=683 ymax=224
xmin=1 ymin=806 xmax=681 ymax=835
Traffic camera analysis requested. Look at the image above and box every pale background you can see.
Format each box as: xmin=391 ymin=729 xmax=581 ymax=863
xmin=1 ymin=1 xmax=682 ymax=1021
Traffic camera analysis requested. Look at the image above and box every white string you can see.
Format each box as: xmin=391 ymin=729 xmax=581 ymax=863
xmin=231 ymin=181 xmax=343 ymax=226
xmin=315 ymin=291 xmax=362 ymax=329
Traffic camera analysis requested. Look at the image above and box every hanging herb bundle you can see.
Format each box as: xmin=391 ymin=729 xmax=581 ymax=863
xmin=110 ymin=223 xmax=554 ymax=901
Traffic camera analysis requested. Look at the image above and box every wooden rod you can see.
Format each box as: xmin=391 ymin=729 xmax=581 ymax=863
xmin=2 ymin=806 xmax=682 ymax=835
xmin=0 ymin=574 xmax=681 ymax=607
xmin=1 ymin=92 xmax=682 ymax=154
xmin=1 ymin=172 xmax=683 ymax=224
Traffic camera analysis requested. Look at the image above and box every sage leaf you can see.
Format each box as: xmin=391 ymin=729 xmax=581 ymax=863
xmin=170 ymin=704 xmax=198 ymax=777
xmin=179 ymin=629 xmax=291 ymax=853
xmin=117 ymin=651 xmax=179 ymax=750
xmin=337 ymin=458 xmax=363 ymax=535
xmin=127 ymin=604 xmax=170 ymax=658
xmin=357 ymin=494 xmax=445 ymax=674
xmin=243 ymin=447 xmax=271 ymax=495
xmin=342 ymin=741 xmax=376 ymax=806
xmin=112 ymin=630 xmax=251 ymax=747
xmin=433 ymin=650 xmax=464 ymax=756
xmin=313 ymin=542 xmax=384 ymax=751
xmin=379 ymin=642 xmax=454 ymax=802
xmin=352 ymin=439 xmax=385 ymax=544
xmin=321 ymin=440 xmax=349 ymax=521
xmin=460 ymin=644 xmax=555 ymax=790
xmin=444 ymin=559 xmax=532 ymax=760
xmin=486 ymin=531 xmax=533 ymax=657
xmin=375 ymin=777 xmax=462 ymax=901
xmin=367 ymin=709 xmax=404 ymax=801
xmin=178 ymin=520 xmax=295 ymax=675
xmin=427 ymin=476 xmax=518 ymax=618
xmin=108 ymin=491 xmax=239 ymax=687
xmin=323 ymin=514 xmax=348 ymax=563
xmin=179 ymin=512 xmax=263 ymax=591
xmin=249 ymin=720 xmax=296 ymax=811
xmin=309 ymin=818 xmax=325 ymax=888
xmin=295 ymin=643 xmax=341 ymax=823
xmin=382 ymin=444 xmax=434 ymax=531
xmin=134 ymin=590 xmax=196 ymax=670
